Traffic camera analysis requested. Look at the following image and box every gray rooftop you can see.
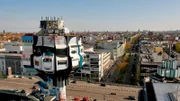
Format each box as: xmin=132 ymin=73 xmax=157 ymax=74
xmin=153 ymin=83 xmax=180 ymax=101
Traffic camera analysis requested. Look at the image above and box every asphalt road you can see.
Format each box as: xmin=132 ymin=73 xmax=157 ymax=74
xmin=0 ymin=77 xmax=142 ymax=101
xmin=67 ymin=80 xmax=141 ymax=101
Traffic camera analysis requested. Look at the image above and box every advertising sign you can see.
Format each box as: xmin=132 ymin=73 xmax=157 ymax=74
xmin=43 ymin=36 xmax=55 ymax=47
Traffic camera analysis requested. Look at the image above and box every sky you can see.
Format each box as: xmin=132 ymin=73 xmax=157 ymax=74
xmin=0 ymin=0 xmax=180 ymax=32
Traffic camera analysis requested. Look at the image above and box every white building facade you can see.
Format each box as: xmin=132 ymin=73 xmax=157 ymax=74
xmin=4 ymin=42 xmax=23 ymax=53
xmin=78 ymin=51 xmax=111 ymax=81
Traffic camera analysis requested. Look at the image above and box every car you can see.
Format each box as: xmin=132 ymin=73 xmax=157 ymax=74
xmin=110 ymin=93 xmax=116 ymax=95
xmin=72 ymin=80 xmax=76 ymax=83
xmin=87 ymin=80 xmax=91 ymax=83
xmin=128 ymin=96 xmax=136 ymax=100
xmin=100 ymin=84 xmax=106 ymax=87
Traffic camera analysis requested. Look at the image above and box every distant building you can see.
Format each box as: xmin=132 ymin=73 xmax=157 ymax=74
xmin=3 ymin=42 xmax=23 ymax=53
xmin=21 ymin=34 xmax=37 ymax=76
xmin=97 ymin=40 xmax=125 ymax=60
xmin=157 ymin=59 xmax=180 ymax=78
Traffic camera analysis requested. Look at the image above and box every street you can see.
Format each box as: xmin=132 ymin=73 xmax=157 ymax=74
xmin=0 ymin=77 xmax=141 ymax=101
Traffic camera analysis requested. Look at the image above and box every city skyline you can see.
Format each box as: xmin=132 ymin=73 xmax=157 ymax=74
xmin=0 ymin=0 xmax=180 ymax=32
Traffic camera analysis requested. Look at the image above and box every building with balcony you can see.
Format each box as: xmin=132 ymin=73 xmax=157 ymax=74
xmin=75 ymin=48 xmax=111 ymax=81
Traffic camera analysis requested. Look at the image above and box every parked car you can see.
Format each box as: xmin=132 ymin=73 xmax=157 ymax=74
xmin=128 ymin=96 xmax=136 ymax=100
xmin=110 ymin=93 xmax=116 ymax=95
xmin=100 ymin=84 xmax=106 ymax=87
xmin=72 ymin=80 xmax=76 ymax=83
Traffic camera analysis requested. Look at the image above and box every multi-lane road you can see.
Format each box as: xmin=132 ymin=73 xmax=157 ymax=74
xmin=0 ymin=77 xmax=142 ymax=101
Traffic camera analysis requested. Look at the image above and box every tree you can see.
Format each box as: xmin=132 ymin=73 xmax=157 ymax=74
xmin=125 ymin=42 xmax=131 ymax=52
xmin=0 ymin=73 xmax=5 ymax=78
xmin=175 ymin=43 xmax=180 ymax=53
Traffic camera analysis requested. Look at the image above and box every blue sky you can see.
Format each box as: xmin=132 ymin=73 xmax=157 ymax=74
xmin=0 ymin=0 xmax=180 ymax=32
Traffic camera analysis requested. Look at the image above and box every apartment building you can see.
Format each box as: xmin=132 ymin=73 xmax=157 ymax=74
xmin=21 ymin=34 xmax=37 ymax=76
xmin=4 ymin=42 xmax=23 ymax=53
xmin=0 ymin=53 xmax=22 ymax=75
xmin=97 ymin=40 xmax=125 ymax=60
xmin=76 ymin=49 xmax=111 ymax=81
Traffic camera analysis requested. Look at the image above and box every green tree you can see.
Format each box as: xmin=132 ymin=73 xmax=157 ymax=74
xmin=0 ymin=73 xmax=5 ymax=78
xmin=175 ymin=43 xmax=180 ymax=53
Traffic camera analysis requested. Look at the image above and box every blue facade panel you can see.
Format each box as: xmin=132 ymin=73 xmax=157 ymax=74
xmin=22 ymin=36 xmax=33 ymax=41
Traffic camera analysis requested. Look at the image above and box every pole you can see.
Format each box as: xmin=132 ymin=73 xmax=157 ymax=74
xmin=56 ymin=76 xmax=66 ymax=101
xmin=14 ymin=61 xmax=16 ymax=75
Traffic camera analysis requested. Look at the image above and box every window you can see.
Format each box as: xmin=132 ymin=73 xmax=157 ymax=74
xmin=84 ymin=64 xmax=89 ymax=67
xmin=90 ymin=62 xmax=99 ymax=64
xmin=56 ymin=48 xmax=67 ymax=56
xmin=71 ymin=50 xmax=76 ymax=54
xmin=58 ymin=60 xmax=67 ymax=65
xmin=43 ymin=58 xmax=52 ymax=62
xmin=90 ymin=58 xmax=99 ymax=61
xmin=71 ymin=45 xmax=78 ymax=48
xmin=35 ymin=60 xmax=39 ymax=66
xmin=91 ymin=65 xmax=99 ymax=68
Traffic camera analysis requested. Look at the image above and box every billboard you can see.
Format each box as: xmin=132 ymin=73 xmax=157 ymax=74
xmin=43 ymin=36 xmax=55 ymax=47
xmin=55 ymin=36 xmax=67 ymax=49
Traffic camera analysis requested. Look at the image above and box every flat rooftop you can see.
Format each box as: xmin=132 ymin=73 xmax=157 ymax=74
xmin=0 ymin=53 xmax=22 ymax=56
xmin=153 ymin=83 xmax=180 ymax=101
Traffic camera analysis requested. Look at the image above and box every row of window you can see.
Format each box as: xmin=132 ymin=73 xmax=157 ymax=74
xmin=90 ymin=62 xmax=99 ymax=64
xmin=90 ymin=58 xmax=99 ymax=61
xmin=23 ymin=58 xmax=30 ymax=61
xmin=22 ymin=40 xmax=33 ymax=43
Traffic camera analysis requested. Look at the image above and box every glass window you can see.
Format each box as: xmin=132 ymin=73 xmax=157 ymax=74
xmin=71 ymin=50 xmax=76 ymax=54
xmin=35 ymin=60 xmax=39 ymax=66
xmin=71 ymin=45 xmax=78 ymax=48
xmin=56 ymin=48 xmax=67 ymax=56
xmin=43 ymin=58 xmax=52 ymax=62
xmin=90 ymin=62 xmax=99 ymax=64
xmin=58 ymin=60 xmax=67 ymax=65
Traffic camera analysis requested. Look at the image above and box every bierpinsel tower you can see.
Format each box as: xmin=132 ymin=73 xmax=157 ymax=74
xmin=32 ymin=17 xmax=85 ymax=100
